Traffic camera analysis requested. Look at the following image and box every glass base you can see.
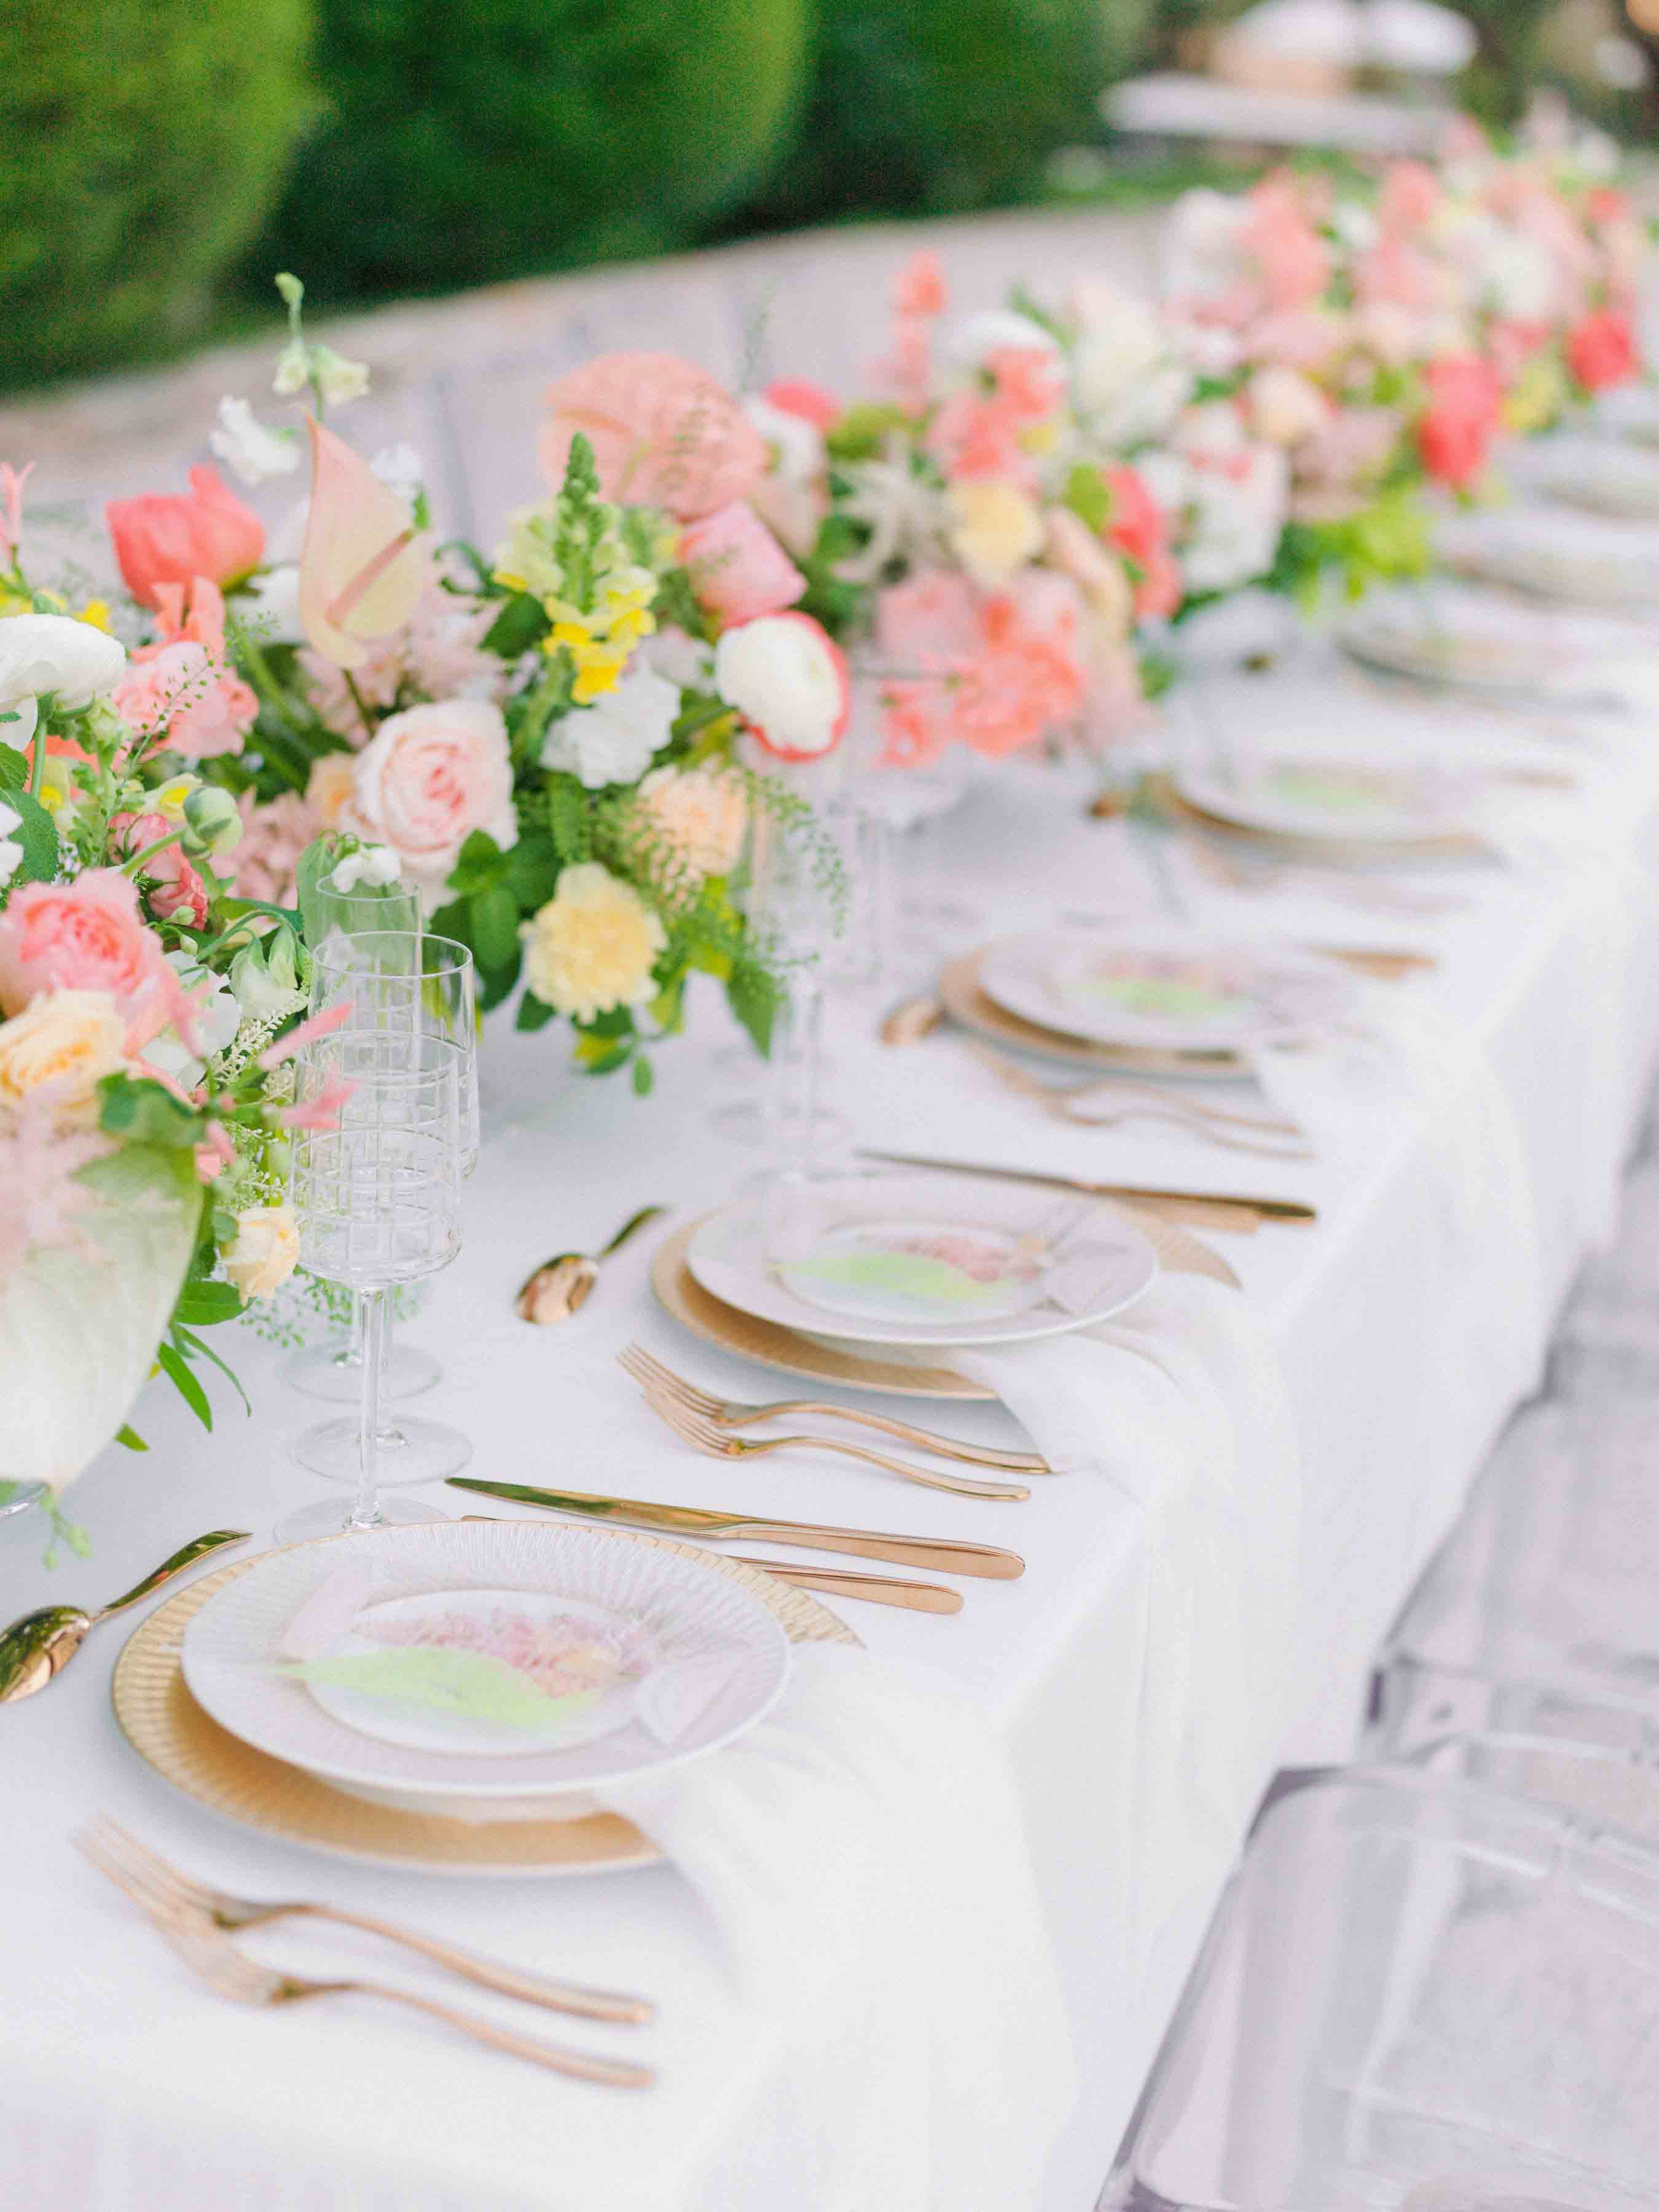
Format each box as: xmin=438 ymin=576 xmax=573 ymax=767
xmin=708 ymin=1099 xmax=851 ymax=1150
xmin=284 ymin=1339 xmax=442 ymax=1405
xmin=293 ymin=1412 xmax=474 ymax=1484
xmin=0 ymin=1480 xmax=46 ymax=1523
xmin=275 ymin=1492 xmax=448 ymax=1545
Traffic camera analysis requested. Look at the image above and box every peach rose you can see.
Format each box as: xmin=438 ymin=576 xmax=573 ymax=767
xmin=636 ymin=765 xmax=748 ymax=879
xmin=1044 ymin=509 xmax=1133 ymax=638
xmin=538 ymin=354 xmax=767 ymax=522
xmin=341 ymin=697 xmax=517 ymax=896
xmin=305 ymin=752 xmax=358 ymax=828
xmin=0 ymin=988 xmax=127 ymax=1115
xmin=222 ymin=1203 xmax=300 ymax=1298
xmin=678 ymin=501 xmax=806 ymax=624
xmin=0 ymin=869 xmax=195 ymax=1046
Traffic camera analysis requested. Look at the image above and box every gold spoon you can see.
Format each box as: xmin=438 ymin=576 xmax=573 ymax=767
xmin=0 ymin=1529 xmax=250 ymax=1704
xmin=516 ymin=1204 xmax=669 ymax=1324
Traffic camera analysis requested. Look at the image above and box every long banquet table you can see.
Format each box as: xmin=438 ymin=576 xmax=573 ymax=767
xmin=7 ymin=669 xmax=1659 ymax=2211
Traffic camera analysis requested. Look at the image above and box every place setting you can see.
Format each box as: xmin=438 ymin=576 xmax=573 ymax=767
xmin=1335 ymin=579 xmax=1659 ymax=716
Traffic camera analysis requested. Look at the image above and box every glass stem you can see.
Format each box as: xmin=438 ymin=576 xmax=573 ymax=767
xmin=333 ymin=1288 xmax=366 ymax=1375
xmin=353 ymin=1288 xmax=386 ymax=1531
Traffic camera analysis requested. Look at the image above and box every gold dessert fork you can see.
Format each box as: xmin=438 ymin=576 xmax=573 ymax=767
xmin=638 ymin=1383 xmax=1030 ymax=1502
xmin=617 ymin=1344 xmax=1048 ymax=1473
xmin=75 ymin=1830 xmax=655 ymax=2087
xmin=79 ymin=1816 xmax=652 ymax=2023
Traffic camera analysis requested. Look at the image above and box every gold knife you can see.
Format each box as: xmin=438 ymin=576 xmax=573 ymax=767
xmin=448 ymin=1478 xmax=1025 ymax=1579
xmin=740 ymin=1560 xmax=965 ymax=1613
xmin=853 ymin=1148 xmax=1317 ymax=1223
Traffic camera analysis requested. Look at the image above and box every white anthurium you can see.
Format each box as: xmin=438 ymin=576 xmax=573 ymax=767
xmin=0 ymin=1144 xmax=201 ymax=1493
xmin=0 ymin=614 xmax=126 ymax=710
xmin=541 ymin=667 xmax=680 ymax=789
xmin=209 ymin=397 xmax=300 ymax=488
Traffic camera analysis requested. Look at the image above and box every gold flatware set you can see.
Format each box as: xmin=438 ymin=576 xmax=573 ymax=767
xmin=76 ymin=1818 xmax=654 ymax=2088
xmin=0 ymin=1530 xmax=250 ymax=1703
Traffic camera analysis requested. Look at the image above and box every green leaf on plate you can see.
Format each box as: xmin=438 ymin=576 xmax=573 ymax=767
xmin=279 ymin=1647 xmax=597 ymax=1731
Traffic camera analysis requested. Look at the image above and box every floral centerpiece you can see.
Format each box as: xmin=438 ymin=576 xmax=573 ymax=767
xmin=0 ymin=490 xmax=357 ymax=1535
xmin=189 ymin=289 xmax=849 ymax=1091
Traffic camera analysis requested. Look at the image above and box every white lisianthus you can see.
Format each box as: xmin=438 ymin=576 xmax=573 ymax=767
xmin=370 ymin=443 xmax=424 ymax=516
xmin=1068 ymin=279 xmax=1166 ymax=426
xmin=936 ymin=310 xmax=1061 ymax=375
xmin=0 ymin=799 xmax=22 ymax=889
xmin=0 ymin=614 xmax=126 ymax=710
xmin=222 ymin=1204 xmax=302 ymax=1299
xmin=209 ymin=397 xmax=300 ymax=487
xmin=714 ymin=613 xmax=849 ymax=762
xmin=329 ymin=841 xmax=401 ymax=892
xmin=541 ymin=667 xmax=680 ymax=789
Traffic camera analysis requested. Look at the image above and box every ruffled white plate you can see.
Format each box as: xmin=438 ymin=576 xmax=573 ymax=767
xmin=1436 ymin=500 xmax=1659 ymax=608
xmin=1337 ymin=584 xmax=1652 ymax=705
xmin=1505 ymin=433 xmax=1659 ymax=522
xmin=686 ymin=1172 xmax=1159 ymax=1349
xmin=1172 ymin=759 xmax=1482 ymax=850
xmin=182 ymin=1521 xmax=790 ymax=1821
xmin=979 ymin=926 xmax=1356 ymax=1054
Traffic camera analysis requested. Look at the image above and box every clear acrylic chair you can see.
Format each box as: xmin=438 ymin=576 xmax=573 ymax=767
xmin=1367 ymin=1396 xmax=1659 ymax=1805
xmin=1098 ymin=1762 xmax=1659 ymax=2212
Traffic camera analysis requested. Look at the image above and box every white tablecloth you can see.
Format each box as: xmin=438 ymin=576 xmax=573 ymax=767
xmin=6 ymin=665 xmax=1659 ymax=2212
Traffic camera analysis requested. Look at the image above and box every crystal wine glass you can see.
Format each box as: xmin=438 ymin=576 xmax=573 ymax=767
xmin=291 ymin=930 xmax=478 ymax=1486
xmin=283 ymin=864 xmax=442 ymax=1408
xmin=275 ymin=1026 xmax=465 ymax=1544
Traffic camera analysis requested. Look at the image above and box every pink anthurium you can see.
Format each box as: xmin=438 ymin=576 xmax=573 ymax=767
xmin=298 ymin=418 xmax=431 ymax=669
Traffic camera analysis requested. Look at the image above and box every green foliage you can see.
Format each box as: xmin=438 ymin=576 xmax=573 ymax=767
xmin=251 ymin=0 xmax=810 ymax=305
xmin=0 ymin=0 xmax=313 ymax=387
xmin=745 ymin=0 xmax=1150 ymax=226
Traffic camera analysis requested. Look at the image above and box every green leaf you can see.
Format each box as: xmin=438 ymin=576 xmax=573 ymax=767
xmin=155 ymin=1342 xmax=213 ymax=1432
xmin=726 ymin=962 xmax=779 ymax=1057
xmin=445 ymin=829 xmax=506 ymax=898
xmin=1062 ymin=462 xmax=1112 ymax=536
xmin=294 ymin=836 xmax=340 ymax=946
xmin=173 ymin=1323 xmax=252 ymax=1418
xmin=0 ymin=740 xmax=29 ymax=790
xmin=503 ymin=828 xmax=560 ymax=913
xmin=171 ymin=1279 xmax=245 ymax=1328
xmin=7 ymin=787 xmax=60 ymax=884
xmin=114 ymin=1424 xmax=149 ymax=1453
xmin=482 ymin=591 xmax=551 ymax=659
xmin=468 ymin=880 xmax=521 ymax=973
xmin=546 ymin=777 xmax=592 ymax=868
xmin=514 ymin=990 xmax=558 ymax=1032
xmin=97 ymin=1074 xmax=200 ymax=1148
xmin=630 ymin=1053 xmax=654 ymax=1097
xmin=825 ymin=401 xmax=911 ymax=463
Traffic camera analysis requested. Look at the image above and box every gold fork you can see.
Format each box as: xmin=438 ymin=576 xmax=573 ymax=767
xmin=74 ymin=1827 xmax=654 ymax=2088
xmin=80 ymin=1816 xmax=652 ymax=2024
xmin=638 ymin=1381 xmax=1030 ymax=1502
xmin=618 ymin=1344 xmax=1048 ymax=1473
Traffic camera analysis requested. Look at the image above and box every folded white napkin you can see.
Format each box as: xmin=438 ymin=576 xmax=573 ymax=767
xmin=953 ymin=1273 xmax=1302 ymax=1967
xmin=600 ymin=1645 xmax=1076 ymax=2212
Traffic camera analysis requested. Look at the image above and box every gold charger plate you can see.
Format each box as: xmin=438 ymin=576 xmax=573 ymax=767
xmin=113 ymin=1528 xmax=858 ymax=1878
xmin=939 ymin=947 xmax=1250 ymax=1078
xmin=651 ymin=1210 xmax=1238 ymax=1405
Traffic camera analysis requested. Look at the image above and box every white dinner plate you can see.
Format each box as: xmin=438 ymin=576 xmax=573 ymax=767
xmin=181 ymin=1520 xmax=790 ymax=1820
xmin=1435 ymin=500 xmax=1659 ymax=609
xmin=1172 ymin=758 xmax=1483 ymax=850
xmin=686 ymin=1172 xmax=1159 ymax=1349
xmin=979 ymin=926 xmax=1356 ymax=1054
xmin=1504 ymin=433 xmax=1659 ymax=522
xmin=1337 ymin=585 xmax=1651 ymax=704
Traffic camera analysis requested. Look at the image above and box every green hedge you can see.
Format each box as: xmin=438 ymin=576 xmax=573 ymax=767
xmin=253 ymin=0 xmax=812 ymax=305
xmin=0 ymin=0 xmax=312 ymax=388
xmin=747 ymin=0 xmax=1152 ymax=226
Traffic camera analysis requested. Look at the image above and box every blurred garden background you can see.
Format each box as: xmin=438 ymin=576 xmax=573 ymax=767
xmin=4 ymin=0 xmax=1658 ymax=394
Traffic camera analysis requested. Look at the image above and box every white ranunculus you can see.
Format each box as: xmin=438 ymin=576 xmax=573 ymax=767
xmin=0 ymin=799 xmax=22 ymax=889
xmin=541 ymin=666 xmax=680 ymax=788
xmin=209 ymin=397 xmax=300 ymax=488
xmin=715 ymin=613 xmax=848 ymax=761
xmin=0 ymin=614 xmax=126 ymax=710
xmin=936 ymin=310 xmax=1061 ymax=375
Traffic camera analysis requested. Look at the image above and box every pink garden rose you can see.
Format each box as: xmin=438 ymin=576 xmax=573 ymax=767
xmin=112 ymin=578 xmax=257 ymax=761
xmin=341 ymin=696 xmax=517 ymax=895
xmin=111 ymin=812 xmax=210 ymax=930
xmin=0 ymin=868 xmax=197 ymax=1047
xmin=538 ymin=354 xmax=767 ymax=522
xmin=679 ymin=501 xmax=806 ymax=623
xmin=1418 ymin=354 xmax=1502 ymax=490
xmin=1567 ymin=308 xmax=1639 ymax=393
